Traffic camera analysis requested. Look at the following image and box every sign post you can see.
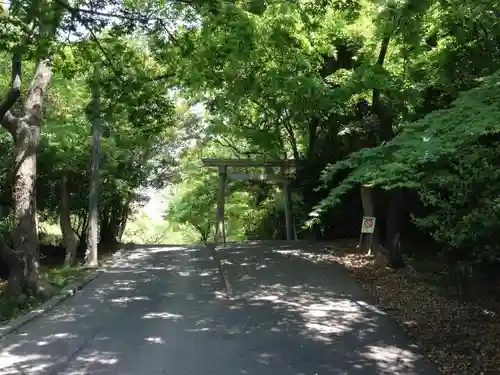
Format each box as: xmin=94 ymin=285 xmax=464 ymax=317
xmin=357 ymin=216 xmax=376 ymax=253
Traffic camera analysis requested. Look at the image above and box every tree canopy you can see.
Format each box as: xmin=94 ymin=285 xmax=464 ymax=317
xmin=0 ymin=0 xmax=499 ymax=308
xmin=1 ymin=1 xmax=500 ymax=372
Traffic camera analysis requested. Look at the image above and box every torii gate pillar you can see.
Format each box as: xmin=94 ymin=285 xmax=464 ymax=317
xmin=216 ymin=166 xmax=227 ymax=244
xmin=283 ymin=179 xmax=294 ymax=241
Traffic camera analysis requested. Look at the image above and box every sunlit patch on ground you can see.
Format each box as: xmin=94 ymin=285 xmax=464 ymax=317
xmin=0 ymin=242 xmax=440 ymax=375
xmin=329 ymin=241 xmax=500 ymax=374
xmin=145 ymin=337 xmax=165 ymax=344
xmin=142 ymin=312 xmax=183 ymax=320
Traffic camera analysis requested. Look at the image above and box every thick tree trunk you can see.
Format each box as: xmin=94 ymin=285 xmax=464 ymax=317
xmin=385 ymin=188 xmax=405 ymax=268
xmin=8 ymin=59 xmax=52 ymax=294
xmin=117 ymin=201 xmax=130 ymax=242
xmin=358 ymin=21 xmax=400 ymax=262
xmin=99 ymin=213 xmax=118 ymax=247
xmin=358 ymin=185 xmax=381 ymax=255
xmin=98 ymin=199 xmax=126 ymax=246
xmin=0 ymin=235 xmax=24 ymax=294
xmin=75 ymin=212 xmax=88 ymax=243
xmin=60 ymin=174 xmax=78 ymax=266
xmin=117 ymin=217 xmax=127 ymax=242
xmin=108 ymin=202 xmax=122 ymax=243
xmin=85 ymin=64 xmax=101 ymax=268
xmin=11 ymin=121 xmax=41 ymax=292
xmin=99 ymin=207 xmax=111 ymax=244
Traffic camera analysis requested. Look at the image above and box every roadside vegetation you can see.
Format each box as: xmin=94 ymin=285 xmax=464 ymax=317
xmin=1 ymin=1 xmax=500 ymax=372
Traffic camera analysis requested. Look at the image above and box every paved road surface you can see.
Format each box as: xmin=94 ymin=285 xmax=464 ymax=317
xmin=0 ymin=242 xmax=441 ymax=375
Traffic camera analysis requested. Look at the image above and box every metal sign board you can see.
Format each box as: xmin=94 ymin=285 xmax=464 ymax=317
xmin=361 ymin=216 xmax=376 ymax=234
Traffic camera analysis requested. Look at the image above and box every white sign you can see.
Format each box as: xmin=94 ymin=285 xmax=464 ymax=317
xmin=361 ymin=216 xmax=376 ymax=234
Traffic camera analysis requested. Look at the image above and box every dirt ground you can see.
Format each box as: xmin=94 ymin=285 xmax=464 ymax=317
xmin=326 ymin=239 xmax=500 ymax=375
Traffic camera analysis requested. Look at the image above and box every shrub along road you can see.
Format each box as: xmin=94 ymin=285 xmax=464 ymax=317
xmin=0 ymin=242 xmax=440 ymax=375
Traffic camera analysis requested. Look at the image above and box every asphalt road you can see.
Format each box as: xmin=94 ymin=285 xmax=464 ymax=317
xmin=0 ymin=242 xmax=441 ymax=375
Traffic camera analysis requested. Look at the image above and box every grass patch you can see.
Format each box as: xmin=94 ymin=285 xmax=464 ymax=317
xmin=41 ymin=265 xmax=87 ymax=289
xmin=0 ymin=289 xmax=41 ymax=324
xmin=0 ymin=244 xmax=126 ymax=326
xmin=0 ymin=265 xmax=87 ymax=325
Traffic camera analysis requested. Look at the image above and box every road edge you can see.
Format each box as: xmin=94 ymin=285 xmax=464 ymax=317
xmin=0 ymin=246 xmax=131 ymax=340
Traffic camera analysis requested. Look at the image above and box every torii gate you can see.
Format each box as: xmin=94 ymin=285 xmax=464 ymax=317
xmin=201 ymin=158 xmax=296 ymax=244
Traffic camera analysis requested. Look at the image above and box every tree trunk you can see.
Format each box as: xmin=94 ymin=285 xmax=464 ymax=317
xmin=117 ymin=201 xmax=130 ymax=242
xmin=99 ymin=199 xmax=124 ymax=246
xmin=75 ymin=212 xmax=88 ymax=243
xmin=385 ymin=188 xmax=405 ymax=268
xmin=60 ymin=174 xmax=78 ymax=266
xmin=359 ymin=19 xmax=397 ymax=261
xmin=12 ymin=121 xmax=41 ymax=292
xmin=358 ymin=185 xmax=381 ymax=255
xmin=99 ymin=207 xmax=112 ymax=244
xmin=85 ymin=64 xmax=101 ymax=268
xmin=9 ymin=59 xmax=52 ymax=294
xmin=108 ymin=201 xmax=121 ymax=243
xmin=0 ymin=235 xmax=24 ymax=294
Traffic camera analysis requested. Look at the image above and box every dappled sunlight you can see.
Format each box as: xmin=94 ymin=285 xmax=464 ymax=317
xmin=110 ymin=296 xmax=151 ymax=304
xmin=256 ymin=352 xmax=275 ymax=365
xmin=212 ymin=241 xmax=439 ymax=374
xmin=148 ymin=246 xmax=187 ymax=253
xmin=47 ymin=306 xmax=94 ymax=323
xmin=0 ymin=246 xmax=193 ymax=375
xmin=142 ymin=312 xmax=183 ymax=320
xmin=127 ymin=252 xmax=150 ymax=261
xmin=76 ymin=351 xmax=119 ymax=365
xmin=0 ymin=352 xmax=53 ymax=375
xmin=141 ymin=266 xmax=166 ymax=271
xmin=275 ymin=248 xmax=338 ymax=265
xmin=145 ymin=336 xmax=165 ymax=344
xmin=240 ymin=279 xmax=375 ymax=344
xmin=35 ymin=332 xmax=79 ymax=346
xmin=0 ymin=242 xmax=439 ymax=374
xmin=360 ymin=344 xmax=421 ymax=373
xmin=62 ymin=350 xmax=120 ymax=375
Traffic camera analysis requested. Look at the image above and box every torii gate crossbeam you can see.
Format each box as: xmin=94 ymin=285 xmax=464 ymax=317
xmin=201 ymin=158 xmax=296 ymax=244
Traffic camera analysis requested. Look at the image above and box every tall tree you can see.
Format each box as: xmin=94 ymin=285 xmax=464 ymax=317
xmin=0 ymin=0 xmax=63 ymax=293
xmin=85 ymin=62 xmax=101 ymax=267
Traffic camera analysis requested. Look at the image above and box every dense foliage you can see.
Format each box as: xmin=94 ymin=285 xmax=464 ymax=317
xmin=1 ymin=0 xmax=500 ymax=296
xmin=166 ymin=0 xmax=500 ymax=277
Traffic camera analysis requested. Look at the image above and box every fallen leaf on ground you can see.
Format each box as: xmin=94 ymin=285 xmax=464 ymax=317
xmin=329 ymin=246 xmax=500 ymax=375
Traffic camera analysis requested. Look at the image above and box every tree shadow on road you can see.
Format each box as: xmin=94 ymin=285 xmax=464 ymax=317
xmin=0 ymin=242 xmax=441 ymax=375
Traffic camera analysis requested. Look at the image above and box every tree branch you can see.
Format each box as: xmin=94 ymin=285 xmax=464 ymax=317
xmin=283 ymin=122 xmax=300 ymax=160
xmin=0 ymin=111 xmax=18 ymax=137
xmin=52 ymin=0 xmax=123 ymax=80
xmin=0 ymin=53 xmax=21 ymax=137
xmin=0 ymin=6 xmax=34 ymax=37
xmin=0 ymin=54 xmax=21 ymax=122
xmin=23 ymin=58 xmax=52 ymax=126
xmin=371 ymin=18 xmax=395 ymax=143
xmin=213 ymin=136 xmax=247 ymax=157
xmin=54 ymin=0 xmax=180 ymax=49
xmin=306 ymin=117 xmax=319 ymax=160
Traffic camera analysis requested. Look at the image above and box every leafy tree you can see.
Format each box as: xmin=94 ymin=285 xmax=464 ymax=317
xmin=0 ymin=0 xmax=191 ymax=292
xmin=169 ymin=0 xmax=500 ymax=273
xmin=315 ymin=70 xmax=500 ymax=264
xmin=1 ymin=0 xmax=499 ymax=299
